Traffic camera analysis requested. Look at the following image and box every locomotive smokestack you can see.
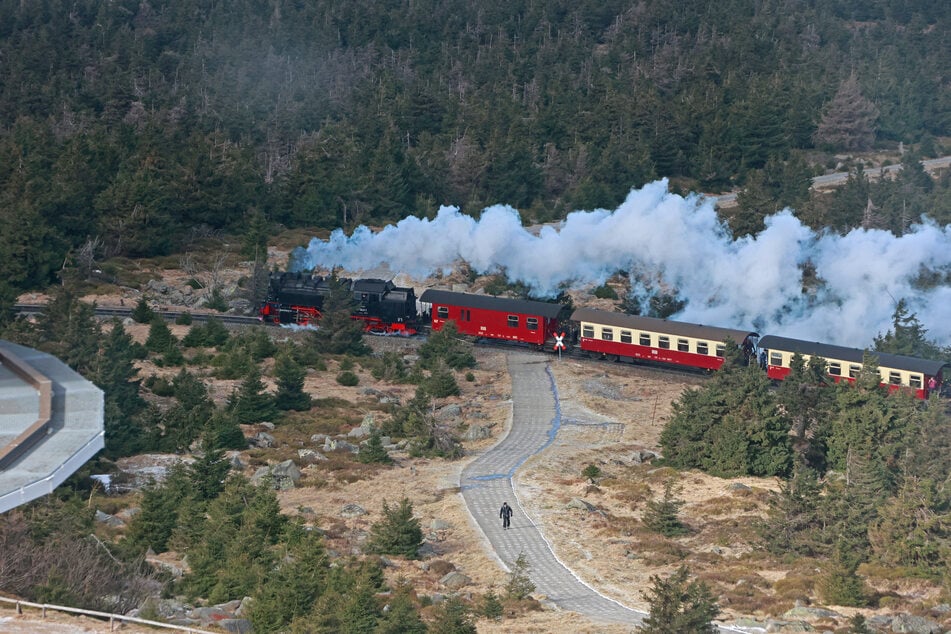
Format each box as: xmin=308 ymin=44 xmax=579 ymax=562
xmin=294 ymin=179 xmax=951 ymax=349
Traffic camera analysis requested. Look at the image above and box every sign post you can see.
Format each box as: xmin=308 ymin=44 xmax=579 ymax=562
xmin=553 ymin=332 xmax=566 ymax=360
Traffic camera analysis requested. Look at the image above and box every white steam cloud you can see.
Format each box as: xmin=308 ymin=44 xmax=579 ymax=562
xmin=294 ymin=179 xmax=951 ymax=349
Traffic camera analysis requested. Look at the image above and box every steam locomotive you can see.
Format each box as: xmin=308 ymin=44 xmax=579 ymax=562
xmin=259 ymin=273 xmax=419 ymax=335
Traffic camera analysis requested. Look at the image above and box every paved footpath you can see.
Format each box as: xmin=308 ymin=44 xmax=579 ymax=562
xmin=460 ymin=352 xmax=644 ymax=626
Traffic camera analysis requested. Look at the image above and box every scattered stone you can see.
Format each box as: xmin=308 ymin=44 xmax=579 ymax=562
xmin=782 ymin=606 xmax=840 ymax=620
xmin=440 ymin=571 xmax=471 ymax=590
xmin=765 ymin=621 xmax=812 ymax=632
xmin=729 ymin=482 xmax=751 ymax=491
xmin=310 ymin=433 xmax=327 ymax=444
xmin=437 ymin=404 xmax=463 ymax=421
xmin=94 ymin=510 xmax=125 ymax=528
xmin=463 ymin=425 xmax=492 ymax=441
xmin=889 ymin=613 xmax=943 ymax=633
xmin=298 ymin=448 xmax=327 ymax=464
xmin=340 ymin=503 xmax=367 ymax=518
xmin=360 ymin=413 xmax=375 ymax=429
xmin=348 ymin=426 xmax=370 ymax=438
xmin=251 ymin=432 xmax=275 ymax=448
xmin=259 ymin=422 xmax=276 ymax=431
xmin=219 ymin=619 xmax=252 ymax=634
xmin=430 ymin=519 xmax=452 ymax=531
xmin=566 ymin=498 xmax=596 ymax=512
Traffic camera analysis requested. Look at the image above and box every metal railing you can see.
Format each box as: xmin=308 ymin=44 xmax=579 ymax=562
xmin=0 ymin=346 xmax=52 ymax=471
xmin=0 ymin=596 xmax=216 ymax=633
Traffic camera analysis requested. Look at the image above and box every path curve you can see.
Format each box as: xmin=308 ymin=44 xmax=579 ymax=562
xmin=460 ymin=352 xmax=644 ymax=626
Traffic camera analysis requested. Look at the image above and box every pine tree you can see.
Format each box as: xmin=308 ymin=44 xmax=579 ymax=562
xmin=817 ymin=540 xmax=869 ymax=607
xmin=873 ymin=299 xmax=941 ymax=359
xmin=428 ymin=596 xmax=477 ymax=634
xmin=145 ymin=317 xmax=176 ymax=355
xmin=188 ymin=438 xmax=231 ymax=501
xmin=376 ymin=579 xmax=426 ymax=634
xmin=643 ymin=478 xmax=689 ymax=537
xmin=229 ymin=366 xmax=277 ymax=424
xmin=274 ymin=353 xmax=311 ymax=411
xmin=504 ymin=553 xmax=536 ymax=600
xmin=131 ymin=297 xmax=155 ymax=323
xmin=641 ymin=566 xmax=719 ymax=634
xmin=357 ymin=430 xmax=393 ymax=465
xmin=310 ymin=270 xmax=369 ymax=356
xmin=813 ymin=75 xmax=879 ymax=151
xmin=96 ymin=320 xmax=147 ymax=458
xmin=367 ymin=498 xmax=423 ymax=559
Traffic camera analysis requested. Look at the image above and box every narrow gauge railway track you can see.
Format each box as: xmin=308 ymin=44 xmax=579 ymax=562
xmin=14 ymin=304 xmax=261 ymax=327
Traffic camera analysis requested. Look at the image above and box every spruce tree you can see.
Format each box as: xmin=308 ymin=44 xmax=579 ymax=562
xmin=145 ymin=317 xmax=176 ymax=355
xmin=504 ymin=553 xmax=536 ymax=600
xmin=274 ymin=353 xmax=312 ymax=411
xmin=358 ymin=430 xmax=393 ymax=465
xmin=310 ymin=270 xmax=369 ymax=356
xmin=229 ymin=366 xmax=277 ymax=424
xmin=641 ymin=566 xmax=719 ymax=634
xmin=643 ymin=478 xmax=689 ymax=537
xmin=367 ymin=498 xmax=423 ymax=559
xmin=428 ymin=596 xmax=477 ymax=634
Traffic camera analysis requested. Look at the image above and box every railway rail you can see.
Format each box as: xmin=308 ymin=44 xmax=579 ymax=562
xmin=14 ymin=304 xmax=261 ymax=326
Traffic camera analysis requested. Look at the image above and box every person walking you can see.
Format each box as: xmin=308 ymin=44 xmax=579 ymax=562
xmin=499 ymin=502 xmax=513 ymax=529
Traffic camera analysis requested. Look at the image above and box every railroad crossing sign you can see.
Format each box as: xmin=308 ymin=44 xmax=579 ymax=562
xmin=554 ymin=332 xmax=566 ymax=358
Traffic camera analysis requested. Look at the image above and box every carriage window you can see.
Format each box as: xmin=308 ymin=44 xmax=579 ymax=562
xmin=463 ymin=309 xmax=471 ymax=321
xmin=601 ymin=328 xmax=613 ymax=341
xmin=658 ymin=336 xmax=670 ymax=349
xmin=769 ymin=351 xmax=783 ymax=366
xmin=888 ymin=371 xmax=902 ymax=385
xmin=716 ymin=344 xmax=726 ymax=358
xmin=526 ymin=317 xmax=538 ymax=331
xmin=437 ymin=306 xmax=449 ymax=319
xmin=507 ymin=315 xmax=519 ymax=328
xmin=849 ymin=364 xmax=861 ymax=378
xmin=910 ymin=375 xmax=922 ymax=389
xmin=582 ymin=325 xmax=594 ymax=338
xmin=828 ymin=362 xmax=841 ymax=376
xmin=620 ymin=330 xmax=632 ymax=344
xmin=639 ymin=333 xmax=651 ymax=346
xmin=677 ymin=339 xmax=689 ymax=352
xmin=696 ymin=342 xmax=709 ymax=355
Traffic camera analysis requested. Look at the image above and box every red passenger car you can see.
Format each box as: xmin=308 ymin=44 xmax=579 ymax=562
xmin=571 ymin=307 xmax=758 ymax=371
xmin=419 ymin=290 xmax=569 ymax=347
xmin=757 ymin=335 xmax=947 ymax=399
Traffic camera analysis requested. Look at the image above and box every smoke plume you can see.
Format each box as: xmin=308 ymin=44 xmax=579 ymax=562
xmin=294 ymin=179 xmax=951 ymax=349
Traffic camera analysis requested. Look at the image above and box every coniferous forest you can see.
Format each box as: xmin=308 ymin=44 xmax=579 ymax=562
xmin=1 ymin=0 xmax=949 ymax=304
xmin=1 ymin=1 xmax=951 ymax=631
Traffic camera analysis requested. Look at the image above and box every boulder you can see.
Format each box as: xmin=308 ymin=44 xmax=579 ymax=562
xmin=440 ymin=571 xmax=471 ymax=590
xmin=340 ymin=503 xmax=367 ymax=518
xmin=566 ymin=498 xmax=596 ymax=512
xmin=298 ymin=448 xmax=327 ymax=464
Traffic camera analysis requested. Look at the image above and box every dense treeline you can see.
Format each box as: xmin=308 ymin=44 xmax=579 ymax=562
xmin=660 ymin=306 xmax=951 ymax=605
xmin=0 ymin=0 xmax=948 ymax=300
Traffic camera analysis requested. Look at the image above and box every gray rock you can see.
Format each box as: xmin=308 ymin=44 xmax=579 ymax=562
xmin=250 ymin=466 xmax=272 ymax=485
xmin=440 ymin=571 xmax=471 ymax=590
xmin=259 ymin=422 xmax=275 ymax=431
xmin=298 ymin=448 xmax=327 ymax=464
xmin=630 ymin=450 xmax=659 ymax=464
xmin=437 ymin=404 xmax=463 ymax=421
xmin=310 ymin=433 xmax=327 ymax=444
xmin=430 ymin=519 xmax=452 ymax=531
xmin=95 ymin=510 xmax=125 ymax=528
xmin=360 ymin=413 xmax=375 ymax=429
xmin=783 ymin=606 xmax=840 ymax=620
xmin=463 ymin=425 xmax=492 ymax=441
xmin=252 ymin=431 xmax=275 ymax=448
xmin=566 ymin=498 xmax=596 ymax=512
xmin=348 ymin=426 xmax=370 ymax=438
xmin=766 ymin=621 xmax=813 ymax=632
xmin=228 ymin=453 xmax=245 ymax=470
xmin=340 ymin=503 xmax=367 ymax=518
xmin=729 ymin=482 xmax=751 ymax=491
xmin=890 ymin=614 xmax=943 ymax=633
xmin=219 ymin=619 xmax=252 ymax=634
